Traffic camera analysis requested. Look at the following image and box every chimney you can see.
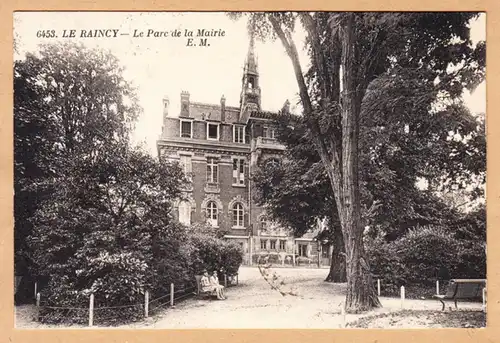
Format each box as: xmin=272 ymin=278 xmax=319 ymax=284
xmin=220 ymin=95 xmax=226 ymax=122
xmin=161 ymin=95 xmax=170 ymax=137
xmin=180 ymin=91 xmax=190 ymax=117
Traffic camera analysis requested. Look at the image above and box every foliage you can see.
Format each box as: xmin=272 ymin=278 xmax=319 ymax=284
xmin=29 ymin=144 xmax=188 ymax=323
xmin=30 ymin=142 xmax=244 ymax=325
xmin=186 ymin=222 xmax=228 ymax=239
xmin=252 ymin=13 xmax=485 ymax=239
xmin=188 ymin=232 xmax=243 ymax=276
xmin=253 ymin=153 xmax=335 ymax=234
xmin=17 ymin=40 xmax=244 ymax=324
xmin=366 ymin=214 xmax=486 ymax=297
xmin=15 ymin=42 xmax=140 ymax=280
xmin=248 ymin=13 xmax=485 ymax=299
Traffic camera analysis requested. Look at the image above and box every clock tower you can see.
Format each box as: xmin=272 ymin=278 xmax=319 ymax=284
xmin=239 ymin=35 xmax=261 ymax=122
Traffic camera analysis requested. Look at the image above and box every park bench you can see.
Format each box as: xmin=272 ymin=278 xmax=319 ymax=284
xmin=194 ymin=275 xmax=218 ymax=299
xmin=433 ymin=279 xmax=486 ymax=311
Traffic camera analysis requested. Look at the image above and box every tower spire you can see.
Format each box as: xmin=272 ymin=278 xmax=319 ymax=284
xmin=239 ymin=32 xmax=261 ymax=123
xmin=245 ymin=33 xmax=258 ymax=75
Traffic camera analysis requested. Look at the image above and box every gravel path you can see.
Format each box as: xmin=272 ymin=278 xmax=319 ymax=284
xmin=16 ymin=266 xmax=484 ymax=329
xmin=122 ymin=266 xmax=484 ymax=329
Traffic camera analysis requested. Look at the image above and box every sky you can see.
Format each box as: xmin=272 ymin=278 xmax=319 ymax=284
xmin=14 ymin=12 xmax=486 ymax=155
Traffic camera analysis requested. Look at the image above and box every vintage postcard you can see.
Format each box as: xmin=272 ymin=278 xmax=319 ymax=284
xmin=12 ymin=11 xmax=487 ymax=332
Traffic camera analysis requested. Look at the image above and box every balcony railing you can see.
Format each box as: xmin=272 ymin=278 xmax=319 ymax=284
xmin=255 ymin=136 xmax=286 ymax=150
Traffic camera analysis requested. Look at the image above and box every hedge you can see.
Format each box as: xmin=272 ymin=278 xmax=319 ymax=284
xmin=366 ymin=225 xmax=486 ymax=298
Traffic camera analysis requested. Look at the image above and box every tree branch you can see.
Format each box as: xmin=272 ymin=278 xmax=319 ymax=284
xmin=268 ymin=14 xmax=344 ymax=210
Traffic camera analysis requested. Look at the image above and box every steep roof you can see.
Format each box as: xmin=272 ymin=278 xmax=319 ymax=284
xmin=180 ymin=101 xmax=284 ymax=124
xmin=249 ymin=110 xmax=279 ymax=120
xmin=181 ymin=101 xmax=241 ymax=123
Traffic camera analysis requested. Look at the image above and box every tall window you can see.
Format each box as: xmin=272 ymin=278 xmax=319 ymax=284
xmin=232 ymin=158 xmax=245 ymax=185
xmin=233 ymin=125 xmax=245 ymax=143
xmin=207 ymin=123 xmax=219 ymax=140
xmin=298 ymin=244 xmax=308 ymax=257
xmin=263 ymin=126 xmax=275 ymax=139
xmin=279 ymin=240 xmax=286 ymax=250
xmin=206 ymin=157 xmax=218 ymax=184
xmin=178 ymin=201 xmax=191 ymax=225
xmin=270 ymin=128 xmax=276 ymax=139
xmin=270 ymin=240 xmax=277 ymax=250
xmin=180 ymin=120 xmax=192 ymax=138
xmin=260 ymin=239 xmax=267 ymax=250
xmin=179 ymin=155 xmax=192 ymax=181
xmin=232 ymin=203 xmax=244 ymax=228
xmin=206 ymin=201 xmax=218 ymax=227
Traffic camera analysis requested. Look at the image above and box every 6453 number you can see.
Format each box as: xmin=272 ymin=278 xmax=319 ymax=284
xmin=36 ymin=30 xmax=56 ymax=38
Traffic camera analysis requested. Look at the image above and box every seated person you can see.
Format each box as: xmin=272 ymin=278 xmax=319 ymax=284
xmin=209 ymin=270 xmax=226 ymax=300
xmin=200 ymin=270 xmax=215 ymax=295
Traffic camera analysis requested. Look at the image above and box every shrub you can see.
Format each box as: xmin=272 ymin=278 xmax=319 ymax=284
xmin=394 ymin=226 xmax=461 ymax=286
xmin=149 ymin=223 xmax=192 ymax=297
xmin=29 ymin=146 xmax=189 ymax=325
xmin=37 ymin=275 xmax=90 ymax=325
xmin=188 ymin=232 xmax=243 ymax=276
xmin=366 ymin=225 xmax=486 ymax=298
xmin=366 ymin=235 xmax=406 ymax=296
xmin=219 ymin=240 xmax=244 ymax=274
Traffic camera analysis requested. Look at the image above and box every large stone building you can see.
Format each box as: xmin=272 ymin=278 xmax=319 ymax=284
xmin=157 ymin=38 xmax=332 ymax=266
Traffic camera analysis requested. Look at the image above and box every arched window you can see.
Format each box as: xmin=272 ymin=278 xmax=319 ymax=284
xmin=233 ymin=203 xmax=244 ymax=228
xmin=248 ymin=77 xmax=254 ymax=89
xmin=206 ymin=201 xmax=218 ymax=227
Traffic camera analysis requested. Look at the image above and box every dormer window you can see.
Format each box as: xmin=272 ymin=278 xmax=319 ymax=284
xmin=180 ymin=120 xmax=192 ymax=138
xmin=233 ymin=125 xmax=245 ymax=143
xmin=270 ymin=128 xmax=276 ymax=139
xmin=263 ymin=126 xmax=276 ymax=139
xmin=207 ymin=123 xmax=219 ymax=140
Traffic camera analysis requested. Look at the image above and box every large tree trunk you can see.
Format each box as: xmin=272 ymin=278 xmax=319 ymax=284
xmin=325 ymin=247 xmax=346 ymax=283
xmin=268 ymin=12 xmax=380 ymax=313
xmin=325 ymin=226 xmax=346 ymax=282
xmin=340 ymin=14 xmax=381 ymax=313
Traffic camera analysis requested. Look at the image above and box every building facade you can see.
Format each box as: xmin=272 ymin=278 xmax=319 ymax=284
xmin=157 ymin=38 xmax=331 ymax=266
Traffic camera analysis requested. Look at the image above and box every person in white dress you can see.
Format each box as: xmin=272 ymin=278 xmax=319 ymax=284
xmin=209 ymin=270 xmax=226 ymax=300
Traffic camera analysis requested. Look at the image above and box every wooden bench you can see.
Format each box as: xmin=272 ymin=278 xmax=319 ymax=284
xmin=433 ymin=279 xmax=486 ymax=311
xmin=194 ymin=275 xmax=217 ymax=299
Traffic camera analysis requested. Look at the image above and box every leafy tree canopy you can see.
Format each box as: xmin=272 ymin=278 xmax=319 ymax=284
xmin=15 ymin=42 xmax=141 ymax=276
xmin=250 ymin=13 xmax=485 ymax=241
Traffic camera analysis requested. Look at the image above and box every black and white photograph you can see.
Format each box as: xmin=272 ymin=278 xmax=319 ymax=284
xmin=13 ymin=11 xmax=486 ymax=329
